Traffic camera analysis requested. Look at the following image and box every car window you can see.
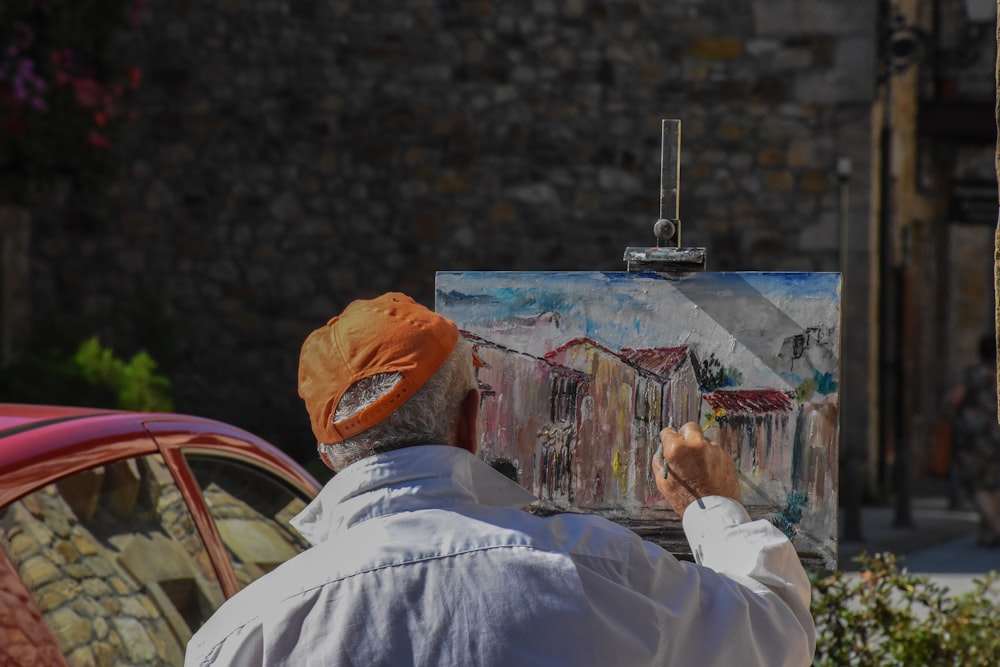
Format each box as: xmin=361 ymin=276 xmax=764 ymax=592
xmin=184 ymin=454 xmax=312 ymax=589
xmin=0 ymin=454 xmax=226 ymax=666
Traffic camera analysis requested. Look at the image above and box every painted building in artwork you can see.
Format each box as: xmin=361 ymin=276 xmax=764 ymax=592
xmin=463 ymin=332 xmax=588 ymax=506
xmin=467 ymin=326 xmax=836 ymax=534
xmin=702 ymin=389 xmax=834 ymax=521
xmin=621 ymin=347 xmax=701 ymax=428
xmin=546 ymin=338 xmax=643 ymax=509
xmin=702 ymin=387 xmax=838 ymax=558
xmin=792 ymin=395 xmax=839 ymax=535
xmin=620 ymin=346 xmax=700 ymax=504
xmin=545 ymin=338 xmax=699 ymax=510
xmin=702 ymin=388 xmax=798 ymax=499
xmin=538 ymin=367 xmax=591 ymax=503
xmin=469 ymin=332 xmax=701 ymax=510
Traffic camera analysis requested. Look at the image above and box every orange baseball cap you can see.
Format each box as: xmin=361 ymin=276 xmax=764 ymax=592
xmin=298 ymin=292 xmax=469 ymax=445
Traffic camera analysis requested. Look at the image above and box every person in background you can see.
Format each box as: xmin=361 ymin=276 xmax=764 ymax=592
xmin=185 ymin=292 xmax=816 ymax=666
xmin=949 ymin=334 xmax=1000 ymax=547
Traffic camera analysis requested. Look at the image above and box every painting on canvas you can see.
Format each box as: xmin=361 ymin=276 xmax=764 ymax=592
xmin=436 ymin=271 xmax=840 ymax=570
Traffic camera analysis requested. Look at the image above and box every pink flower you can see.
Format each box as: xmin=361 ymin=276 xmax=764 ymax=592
xmin=0 ymin=57 xmax=48 ymax=110
xmin=73 ymin=78 xmax=103 ymax=108
xmin=87 ymin=131 xmax=112 ymax=151
xmin=17 ymin=58 xmax=45 ymax=89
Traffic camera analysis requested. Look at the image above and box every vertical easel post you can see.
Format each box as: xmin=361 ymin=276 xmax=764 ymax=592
xmin=624 ymin=118 xmax=705 ymax=272
xmin=659 ymin=119 xmax=681 ymax=247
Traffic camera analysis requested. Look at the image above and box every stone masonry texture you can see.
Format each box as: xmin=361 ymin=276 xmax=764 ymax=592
xmin=25 ymin=1 xmax=875 ymax=461
xmin=0 ymin=454 xmax=306 ymax=664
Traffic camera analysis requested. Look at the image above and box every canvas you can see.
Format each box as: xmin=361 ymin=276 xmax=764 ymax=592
xmin=436 ymin=271 xmax=841 ymax=571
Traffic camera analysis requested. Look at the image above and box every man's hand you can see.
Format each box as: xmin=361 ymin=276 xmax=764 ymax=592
xmin=651 ymin=422 xmax=739 ymax=518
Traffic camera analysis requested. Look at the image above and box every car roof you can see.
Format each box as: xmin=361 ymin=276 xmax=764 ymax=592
xmin=0 ymin=403 xmax=117 ymax=434
xmin=0 ymin=403 xmax=320 ymax=507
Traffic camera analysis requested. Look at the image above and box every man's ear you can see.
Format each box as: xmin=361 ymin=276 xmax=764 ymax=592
xmin=318 ymin=445 xmax=338 ymax=471
xmin=454 ymin=388 xmax=480 ymax=455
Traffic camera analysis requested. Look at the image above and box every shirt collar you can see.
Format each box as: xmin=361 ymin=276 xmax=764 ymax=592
xmin=290 ymin=445 xmax=538 ymax=545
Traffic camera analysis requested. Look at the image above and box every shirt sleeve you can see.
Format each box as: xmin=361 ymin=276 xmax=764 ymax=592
xmin=568 ymin=497 xmax=816 ymax=666
xmin=678 ymin=495 xmax=816 ymax=664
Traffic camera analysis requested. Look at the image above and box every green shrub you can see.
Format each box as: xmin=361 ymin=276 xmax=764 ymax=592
xmin=811 ymin=552 xmax=1000 ymax=666
xmin=72 ymin=336 xmax=173 ymax=411
xmin=0 ymin=335 xmax=173 ymax=412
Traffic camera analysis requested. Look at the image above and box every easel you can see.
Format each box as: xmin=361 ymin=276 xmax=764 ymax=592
xmin=435 ymin=118 xmax=842 ymax=570
xmin=623 ymin=119 xmax=706 ymax=273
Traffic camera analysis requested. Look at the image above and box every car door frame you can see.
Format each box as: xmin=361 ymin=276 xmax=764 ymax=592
xmin=144 ymin=416 xmax=321 ymax=598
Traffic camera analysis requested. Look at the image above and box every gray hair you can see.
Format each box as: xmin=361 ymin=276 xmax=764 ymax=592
xmin=319 ymin=337 xmax=477 ymax=470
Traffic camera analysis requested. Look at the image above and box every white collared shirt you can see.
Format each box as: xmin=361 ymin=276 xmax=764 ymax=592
xmin=186 ymin=445 xmax=815 ymax=666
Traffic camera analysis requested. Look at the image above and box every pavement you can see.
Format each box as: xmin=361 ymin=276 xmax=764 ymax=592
xmin=837 ymin=478 xmax=1000 ymax=596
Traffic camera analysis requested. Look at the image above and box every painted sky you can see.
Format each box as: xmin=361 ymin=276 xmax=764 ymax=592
xmin=436 ymin=271 xmax=842 ymax=390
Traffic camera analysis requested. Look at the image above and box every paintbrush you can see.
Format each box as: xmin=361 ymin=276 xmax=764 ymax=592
xmin=661 ymin=416 xmax=673 ymax=479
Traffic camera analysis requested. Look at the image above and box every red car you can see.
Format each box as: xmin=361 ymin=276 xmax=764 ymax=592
xmin=0 ymin=404 xmax=322 ymax=666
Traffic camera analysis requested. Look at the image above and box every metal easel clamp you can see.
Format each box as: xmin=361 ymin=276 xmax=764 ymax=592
xmin=624 ymin=246 xmax=706 ymax=273
xmin=653 ymin=218 xmax=679 ymax=247
xmin=624 ymin=119 xmax=706 ymax=273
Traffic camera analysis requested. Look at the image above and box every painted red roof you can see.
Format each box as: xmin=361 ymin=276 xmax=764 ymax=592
xmin=620 ymin=347 xmax=689 ymax=377
xmin=703 ymin=389 xmax=794 ymax=413
xmin=544 ymin=336 xmax=621 ymax=361
xmin=463 ymin=331 xmax=587 ymax=379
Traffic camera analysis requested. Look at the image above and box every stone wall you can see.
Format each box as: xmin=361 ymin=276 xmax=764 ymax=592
xmin=25 ymin=0 xmax=875 ymax=460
